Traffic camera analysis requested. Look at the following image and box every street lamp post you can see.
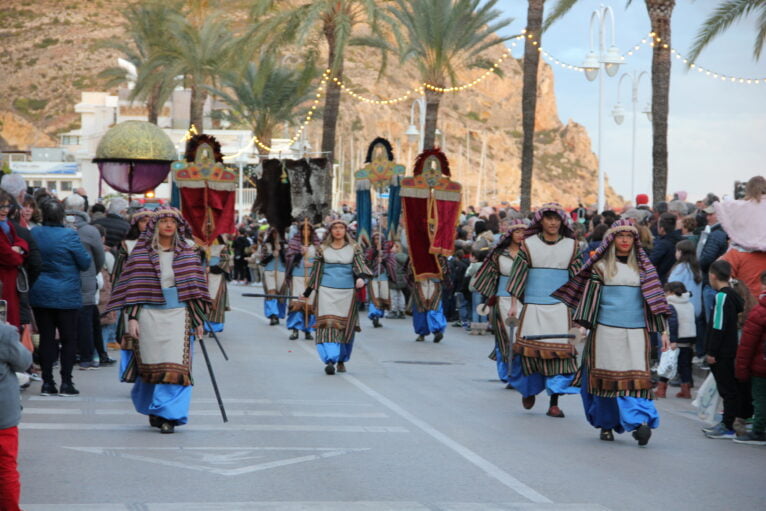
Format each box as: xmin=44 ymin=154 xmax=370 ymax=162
xmin=582 ymin=5 xmax=622 ymax=213
xmin=612 ymin=70 xmax=650 ymax=201
xmin=405 ymin=97 xmax=426 ymax=152
xmin=236 ymin=135 xmax=248 ymax=225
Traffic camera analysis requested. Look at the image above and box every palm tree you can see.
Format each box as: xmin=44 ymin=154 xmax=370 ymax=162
xmin=136 ymin=13 xmax=236 ymax=132
xmin=387 ymin=0 xmax=513 ymax=150
xmin=519 ymin=0 xmax=545 ymax=214
xmin=95 ymin=1 xmax=182 ymax=124
xmin=206 ymin=55 xmax=318 ymax=156
xmin=547 ymin=0 xmax=675 ymax=208
xmin=247 ymin=0 xmax=390 ymax=162
xmin=688 ymin=0 xmax=766 ymax=63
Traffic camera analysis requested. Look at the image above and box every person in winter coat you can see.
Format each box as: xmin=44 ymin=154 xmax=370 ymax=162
xmin=91 ymin=197 xmax=130 ymax=249
xmin=657 ymin=282 xmax=697 ymax=399
xmin=0 ymin=321 xmax=33 ymax=511
xmin=697 ymin=204 xmax=730 ymax=326
xmin=733 ymin=270 xmax=766 ymax=445
xmin=649 ymin=213 xmax=683 ymax=283
xmin=668 ymin=240 xmax=705 ymax=357
xmin=30 ymin=199 xmax=92 ymax=397
xmin=64 ymin=194 xmax=109 ymax=370
xmin=0 ymin=190 xmax=29 ymax=330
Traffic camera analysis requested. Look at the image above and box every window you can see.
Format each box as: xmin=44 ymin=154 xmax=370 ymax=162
xmin=62 ymin=135 xmax=80 ymax=145
xmin=32 ymin=180 xmax=43 ymax=188
xmin=47 ymin=181 xmax=57 ymax=191
xmin=60 ymin=181 xmax=73 ymax=192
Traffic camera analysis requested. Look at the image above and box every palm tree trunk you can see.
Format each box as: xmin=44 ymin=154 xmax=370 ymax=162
xmin=646 ymin=0 xmax=675 ymax=207
xmin=146 ymin=82 xmax=161 ymax=125
xmin=190 ymin=83 xmax=207 ymax=133
xmin=321 ymin=25 xmax=343 ymax=162
xmin=520 ymin=0 xmax=544 ymax=214
xmin=423 ymin=88 xmax=442 ymax=150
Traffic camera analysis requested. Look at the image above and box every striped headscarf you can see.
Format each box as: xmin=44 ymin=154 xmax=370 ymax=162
xmin=525 ymin=202 xmax=575 ymax=239
xmin=552 ymin=219 xmax=670 ymax=316
xmin=107 ymin=207 xmax=210 ymax=311
xmin=487 ymin=218 xmax=528 ymax=261
xmin=129 ymin=207 xmax=154 ymax=226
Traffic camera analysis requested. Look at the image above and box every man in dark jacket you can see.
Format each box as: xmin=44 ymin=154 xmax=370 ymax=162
xmin=64 ymin=194 xmax=112 ymax=369
xmin=649 ymin=213 xmax=682 ymax=283
xmin=91 ymin=197 xmax=130 ymax=249
xmin=697 ymin=204 xmax=730 ymax=328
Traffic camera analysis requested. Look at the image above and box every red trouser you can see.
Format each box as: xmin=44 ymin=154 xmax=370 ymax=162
xmin=0 ymin=426 xmax=20 ymax=511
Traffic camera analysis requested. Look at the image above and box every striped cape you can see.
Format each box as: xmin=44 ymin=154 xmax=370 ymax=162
xmin=552 ymin=219 xmax=670 ymax=318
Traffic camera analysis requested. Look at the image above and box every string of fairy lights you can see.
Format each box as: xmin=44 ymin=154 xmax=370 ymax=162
xmin=179 ymin=31 xmax=764 ymax=157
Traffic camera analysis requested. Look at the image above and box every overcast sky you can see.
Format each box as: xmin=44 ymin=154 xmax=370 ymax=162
xmin=494 ymin=0 xmax=766 ymax=204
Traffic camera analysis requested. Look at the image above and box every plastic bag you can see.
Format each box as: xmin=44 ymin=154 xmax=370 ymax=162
xmin=692 ymin=372 xmax=721 ymax=424
xmin=657 ymin=348 xmax=679 ymax=379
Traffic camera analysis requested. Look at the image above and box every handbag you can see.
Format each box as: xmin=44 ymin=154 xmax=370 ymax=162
xmin=657 ymin=347 xmax=679 ymax=380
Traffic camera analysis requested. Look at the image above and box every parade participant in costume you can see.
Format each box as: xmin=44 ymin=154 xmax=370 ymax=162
xmin=365 ymin=231 xmax=396 ymax=328
xmin=472 ymin=219 xmax=528 ymax=384
xmin=553 ymin=219 xmax=671 ymax=446
xmin=259 ymin=227 xmax=287 ymax=325
xmin=285 ymin=219 xmax=320 ymax=340
xmin=400 ymin=149 xmax=462 ymax=344
xmin=107 ymin=207 xmax=211 ymax=434
xmin=506 ymin=203 xmax=582 ymax=418
xmin=205 ymin=235 xmax=232 ymax=333
xmin=112 ymin=208 xmax=154 ymax=368
xmin=303 ymin=219 xmax=371 ymax=375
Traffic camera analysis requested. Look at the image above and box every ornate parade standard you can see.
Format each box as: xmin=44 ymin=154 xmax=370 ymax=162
xmin=400 ymin=148 xmax=462 ymax=279
xmin=354 ymin=137 xmax=406 ymax=245
xmin=354 ymin=138 xmax=406 ymax=324
xmin=171 ymin=135 xmax=237 ymax=247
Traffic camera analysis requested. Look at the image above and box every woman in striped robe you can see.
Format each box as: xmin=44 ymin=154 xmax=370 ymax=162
xmin=553 ymin=219 xmax=671 ymax=446
xmin=107 ymin=207 xmax=211 ymax=434
xmin=304 ymin=220 xmax=371 ymax=375
xmin=472 ymin=219 xmax=528 ymax=385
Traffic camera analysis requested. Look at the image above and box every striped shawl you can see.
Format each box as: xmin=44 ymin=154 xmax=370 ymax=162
xmin=107 ymin=208 xmax=211 ymax=311
xmin=552 ymin=219 xmax=670 ymax=319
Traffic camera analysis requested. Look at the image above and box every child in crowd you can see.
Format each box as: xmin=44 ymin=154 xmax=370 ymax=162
xmin=733 ymin=270 xmax=766 ymax=445
xmin=703 ymin=260 xmax=745 ymax=439
xmin=466 ymin=247 xmax=489 ymax=335
xmin=656 ymin=281 xmax=696 ymax=399
xmin=0 ymin=321 xmax=33 ymax=510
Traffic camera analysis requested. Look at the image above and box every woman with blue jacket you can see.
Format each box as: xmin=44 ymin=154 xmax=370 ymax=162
xmin=30 ymin=199 xmax=91 ymax=396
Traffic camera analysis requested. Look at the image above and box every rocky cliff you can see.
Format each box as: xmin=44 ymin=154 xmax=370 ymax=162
xmin=0 ymin=0 xmax=620 ymax=208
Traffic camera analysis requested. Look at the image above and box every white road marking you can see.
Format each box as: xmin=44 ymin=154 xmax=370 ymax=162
xmin=63 ymin=446 xmax=371 ymax=476
xmin=27 ymin=396 xmax=375 ymax=407
xmin=22 ymin=408 xmax=387 ymax=418
xmin=22 ymin=501 xmax=609 ymax=510
xmin=293 ymin=340 xmax=553 ymax=504
xmin=20 ymin=423 xmax=406 ymax=432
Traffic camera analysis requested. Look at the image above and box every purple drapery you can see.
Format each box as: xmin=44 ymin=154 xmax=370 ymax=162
xmin=97 ymin=161 xmax=171 ymax=194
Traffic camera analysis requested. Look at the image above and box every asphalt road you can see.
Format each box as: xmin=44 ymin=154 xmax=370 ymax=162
xmin=19 ymin=283 xmax=765 ymax=510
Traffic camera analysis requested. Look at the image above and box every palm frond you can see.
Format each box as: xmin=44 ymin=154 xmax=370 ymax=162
xmin=687 ymin=0 xmax=766 ymax=63
xmin=542 ymin=0 xmax=580 ymax=33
